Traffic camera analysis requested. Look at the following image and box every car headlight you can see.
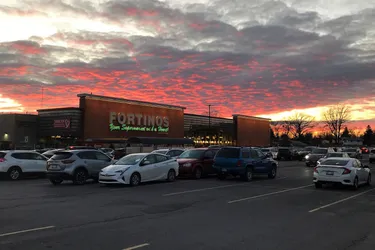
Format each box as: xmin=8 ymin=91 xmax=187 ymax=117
xmin=115 ymin=168 xmax=130 ymax=175
xmin=183 ymin=163 xmax=192 ymax=167
xmin=305 ymin=155 xmax=309 ymax=159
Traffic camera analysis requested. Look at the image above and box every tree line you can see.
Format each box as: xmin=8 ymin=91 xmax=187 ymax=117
xmin=270 ymin=104 xmax=374 ymax=146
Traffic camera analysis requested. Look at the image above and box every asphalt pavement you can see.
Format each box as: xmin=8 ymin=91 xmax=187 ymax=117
xmin=1 ymin=158 xmax=375 ymax=250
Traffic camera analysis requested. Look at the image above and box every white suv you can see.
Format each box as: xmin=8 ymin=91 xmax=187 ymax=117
xmin=370 ymin=149 xmax=375 ymax=164
xmin=0 ymin=150 xmax=49 ymax=180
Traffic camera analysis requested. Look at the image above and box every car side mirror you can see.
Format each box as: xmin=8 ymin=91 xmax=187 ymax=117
xmin=141 ymin=160 xmax=151 ymax=166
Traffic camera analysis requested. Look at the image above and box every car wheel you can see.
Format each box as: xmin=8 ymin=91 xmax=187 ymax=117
xmin=49 ymin=178 xmax=63 ymax=185
xmin=352 ymin=177 xmax=359 ymax=190
xmin=315 ymin=182 xmax=322 ymax=189
xmin=130 ymin=173 xmax=141 ymax=186
xmin=193 ymin=167 xmax=202 ymax=179
xmin=72 ymin=169 xmax=87 ymax=185
xmin=167 ymin=170 xmax=176 ymax=182
xmin=8 ymin=167 xmax=22 ymax=180
xmin=268 ymin=166 xmax=277 ymax=179
xmin=243 ymin=167 xmax=253 ymax=182
xmin=367 ymin=174 xmax=371 ymax=186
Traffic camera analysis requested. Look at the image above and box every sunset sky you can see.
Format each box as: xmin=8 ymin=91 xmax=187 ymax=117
xmin=1 ymin=0 xmax=375 ymax=130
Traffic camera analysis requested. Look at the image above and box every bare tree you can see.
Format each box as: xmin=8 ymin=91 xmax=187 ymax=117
xmin=287 ymin=113 xmax=315 ymax=139
xmin=279 ymin=118 xmax=295 ymax=138
xmin=271 ymin=121 xmax=283 ymax=137
xmin=321 ymin=104 xmax=352 ymax=144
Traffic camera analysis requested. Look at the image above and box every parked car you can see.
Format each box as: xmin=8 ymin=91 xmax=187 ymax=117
xmin=213 ymin=147 xmax=278 ymax=181
xmin=277 ymin=147 xmax=293 ymax=160
xmin=370 ymin=149 xmax=375 ymax=163
xmin=296 ymin=146 xmax=317 ymax=161
xmin=305 ymin=147 xmax=335 ymax=167
xmin=261 ymin=147 xmax=278 ymax=159
xmin=99 ymin=153 xmax=178 ymax=186
xmin=313 ymin=158 xmax=371 ymax=189
xmin=316 ymin=152 xmax=350 ymax=165
xmin=342 ymin=148 xmax=362 ymax=159
xmin=177 ymin=148 xmax=219 ymax=179
xmin=0 ymin=150 xmax=49 ymax=180
xmin=151 ymin=148 xmax=185 ymax=159
xmin=46 ymin=149 xmax=114 ymax=185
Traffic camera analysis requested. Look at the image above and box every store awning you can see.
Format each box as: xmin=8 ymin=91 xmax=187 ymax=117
xmin=127 ymin=137 xmax=194 ymax=145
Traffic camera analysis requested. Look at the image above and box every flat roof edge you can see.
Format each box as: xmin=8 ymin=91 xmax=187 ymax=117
xmin=37 ymin=107 xmax=81 ymax=112
xmin=232 ymin=114 xmax=271 ymax=121
xmin=78 ymin=93 xmax=186 ymax=110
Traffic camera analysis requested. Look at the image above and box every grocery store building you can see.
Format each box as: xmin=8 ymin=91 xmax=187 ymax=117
xmin=36 ymin=93 xmax=271 ymax=148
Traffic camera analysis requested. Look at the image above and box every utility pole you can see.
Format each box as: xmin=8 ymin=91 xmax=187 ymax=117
xmin=208 ymin=104 xmax=212 ymax=129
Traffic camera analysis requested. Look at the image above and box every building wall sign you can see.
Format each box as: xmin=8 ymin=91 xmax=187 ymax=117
xmin=109 ymin=112 xmax=169 ymax=133
xmin=53 ymin=119 xmax=71 ymax=129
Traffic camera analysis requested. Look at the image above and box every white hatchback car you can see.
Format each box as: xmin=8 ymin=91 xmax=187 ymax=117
xmin=99 ymin=153 xmax=179 ymax=186
xmin=313 ymin=157 xmax=371 ymax=189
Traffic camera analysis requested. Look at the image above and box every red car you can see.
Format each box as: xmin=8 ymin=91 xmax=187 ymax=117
xmin=177 ymin=148 xmax=219 ymax=179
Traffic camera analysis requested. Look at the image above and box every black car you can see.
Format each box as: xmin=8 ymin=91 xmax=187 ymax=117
xmin=277 ymin=147 xmax=293 ymax=160
xmin=305 ymin=148 xmax=334 ymax=167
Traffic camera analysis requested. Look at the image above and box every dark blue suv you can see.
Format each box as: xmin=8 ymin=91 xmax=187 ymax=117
xmin=213 ymin=147 xmax=278 ymax=181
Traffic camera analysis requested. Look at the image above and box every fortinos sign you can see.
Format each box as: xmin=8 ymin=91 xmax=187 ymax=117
xmin=109 ymin=112 xmax=169 ymax=133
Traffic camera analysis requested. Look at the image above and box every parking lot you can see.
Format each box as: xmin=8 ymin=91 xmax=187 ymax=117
xmin=1 ymin=159 xmax=375 ymax=250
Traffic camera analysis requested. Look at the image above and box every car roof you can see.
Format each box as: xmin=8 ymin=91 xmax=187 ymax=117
xmin=0 ymin=150 xmax=40 ymax=153
xmin=325 ymin=157 xmax=353 ymax=160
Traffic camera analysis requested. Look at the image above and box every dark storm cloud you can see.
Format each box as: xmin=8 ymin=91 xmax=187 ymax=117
xmin=0 ymin=0 xmax=375 ymax=115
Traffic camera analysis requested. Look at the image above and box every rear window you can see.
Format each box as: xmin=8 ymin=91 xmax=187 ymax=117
xmin=216 ymin=148 xmax=240 ymax=158
xmin=344 ymin=149 xmax=356 ymax=152
xmin=51 ymin=152 xmax=73 ymax=160
xmin=278 ymin=148 xmax=290 ymax=152
xmin=312 ymin=148 xmax=327 ymax=154
xmin=0 ymin=152 xmax=6 ymax=158
xmin=327 ymin=153 xmax=343 ymax=157
xmin=322 ymin=159 xmax=350 ymax=166
xmin=261 ymin=149 xmax=270 ymax=152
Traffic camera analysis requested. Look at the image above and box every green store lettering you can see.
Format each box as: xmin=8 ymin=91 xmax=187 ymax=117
xmin=109 ymin=123 xmax=169 ymax=133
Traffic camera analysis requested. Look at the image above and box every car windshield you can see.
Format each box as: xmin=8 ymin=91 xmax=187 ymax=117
xmin=321 ymin=159 xmax=350 ymax=166
xmin=312 ymin=148 xmax=327 ymax=154
xmin=261 ymin=149 xmax=270 ymax=152
xmin=305 ymin=147 xmax=315 ymax=152
xmin=344 ymin=149 xmax=356 ymax=152
xmin=216 ymin=148 xmax=240 ymax=158
xmin=326 ymin=153 xmax=343 ymax=157
xmin=178 ymin=150 xmax=205 ymax=159
xmin=371 ymin=150 xmax=375 ymax=154
xmin=115 ymin=154 xmax=145 ymax=165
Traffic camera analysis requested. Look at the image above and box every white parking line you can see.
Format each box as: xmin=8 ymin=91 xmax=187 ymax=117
xmin=309 ymin=188 xmax=375 ymax=213
xmin=162 ymin=177 xmax=288 ymax=197
xmin=0 ymin=226 xmax=55 ymax=237
xmin=228 ymin=184 xmax=313 ymax=204
xmin=123 ymin=243 xmax=150 ymax=250
xmin=163 ymin=183 xmax=249 ymax=196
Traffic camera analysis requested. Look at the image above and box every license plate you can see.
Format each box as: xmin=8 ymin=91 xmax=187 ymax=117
xmin=49 ymin=165 xmax=60 ymax=170
xmin=326 ymin=171 xmax=334 ymax=175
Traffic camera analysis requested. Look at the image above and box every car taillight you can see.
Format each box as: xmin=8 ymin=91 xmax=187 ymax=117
xmin=0 ymin=158 xmax=6 ymax=162
xmin=314 ymin=167 xmax=318 ymax=173
xmin=62 ymin=159 xmax=75 ymax=164
xmin=237 ymin=160 xmax=243 ymax=167
xmin=342 ymin=168 xmax=351 ymax=175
